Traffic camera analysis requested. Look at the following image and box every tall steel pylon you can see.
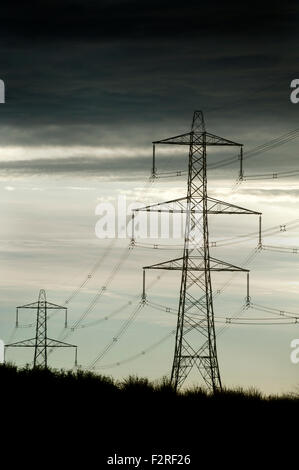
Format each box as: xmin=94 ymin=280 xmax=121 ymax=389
xmin=5 ymin=289 xmax=77 ymax=368
xmin=134 ymin=111 xmax=262 ymax=392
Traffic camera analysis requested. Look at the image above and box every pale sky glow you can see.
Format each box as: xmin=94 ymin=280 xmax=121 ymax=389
xmin=0 ymin=145 xmax=153 ymax=161
xmin=1 ymin=145 xmax=299 ymax=394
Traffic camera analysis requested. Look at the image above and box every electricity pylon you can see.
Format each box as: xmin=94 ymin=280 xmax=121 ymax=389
xmin=134 ymin=111 xmax=262 ymax=392
xmin=5 ymin=289 xmax=77 ymax=368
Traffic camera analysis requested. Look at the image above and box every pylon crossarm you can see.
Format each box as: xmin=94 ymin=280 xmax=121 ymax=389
xmin=46 ymin=338 xmax=77 ymax=348
xmin=16 ymin=302 xmax=39 ymax=309
xmin=207 ymin=197 xmax=261 ymax=215
xmin=143 ymin=257 xmax=184 ymax=270
xmin=133 ymin=196 xmax=261 ymax=216
xmin=209 ymin=257 xmax=250 ymax=272
xmin=204 ymin=132 xmax=242 ymax=146
xmin=143 ymin=256 xmax=249 ymax=272
xmin=152 ymin=132 xmax=242 ymax=147
xmin=43 ymin=302 xmax=67 ymax=309
xmin=133 ymin=196 xmax=188 ymax=213
xmin=6 ymin=338 xmax=35 ymax=347
xmin=153 ymin=132 xmax=192 ymax=145
xmin=16 ymin=299 xmax=67 ymax=312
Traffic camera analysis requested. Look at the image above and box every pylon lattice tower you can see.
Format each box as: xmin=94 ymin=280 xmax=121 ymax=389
xmin=5 ymin=289 xmax=77 ymax=368
xmin=134 ymin=111 xmax=262 ymax=392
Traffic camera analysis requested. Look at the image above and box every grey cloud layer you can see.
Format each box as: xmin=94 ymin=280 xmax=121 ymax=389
xmin=0 ymin=1 xmax=298 ymax=136
xmin=0 ymin=1 xmax=298 ymax=176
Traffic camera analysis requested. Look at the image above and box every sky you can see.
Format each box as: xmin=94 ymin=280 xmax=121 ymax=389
xmin=1 ymin=0 xmax=299 ymax=394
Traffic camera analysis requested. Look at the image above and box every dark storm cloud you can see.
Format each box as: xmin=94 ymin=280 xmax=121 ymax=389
xmin=0 ymin=1 xmax=295 ymax=42
xmin=0 ymin=0 xmax=298 ymax=159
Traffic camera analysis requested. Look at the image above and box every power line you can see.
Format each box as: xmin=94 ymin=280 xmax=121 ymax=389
xmin=154 ymin=127 xmax=299 ymax=178
xmin=92 ymin=329 xmax=177 ymax=370
xmin=262 ymin=244 xmax=299 ymax=254
xmin=63 ymin=238 xmax=117 ymax=307
xmin=89 ymin=301 xmax=299 ymax=372
xmin=250 ymin=303 xmax=299 ymax=318
xmin=245 ymin=169 xmax=299 ymax=180
xmin=88 ymin=299 xmax=146 ymax=370
xmin=9 ymin=119 xmax=299 ymax=384
xmin=72 ymin=271 xmax=165 ymax=330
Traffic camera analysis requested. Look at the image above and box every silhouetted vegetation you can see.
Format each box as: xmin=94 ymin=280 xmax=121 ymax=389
xmin=1 ymin=363 xmax=298 ymax=466
xmin=1 ymin=362 xmax=298 ymax=403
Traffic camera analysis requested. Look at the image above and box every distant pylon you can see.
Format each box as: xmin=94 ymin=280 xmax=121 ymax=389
xmin=134 ymin=111 xmax=262 ymax=392
xmin=5 ymin=289 xmax=77 ymax=368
